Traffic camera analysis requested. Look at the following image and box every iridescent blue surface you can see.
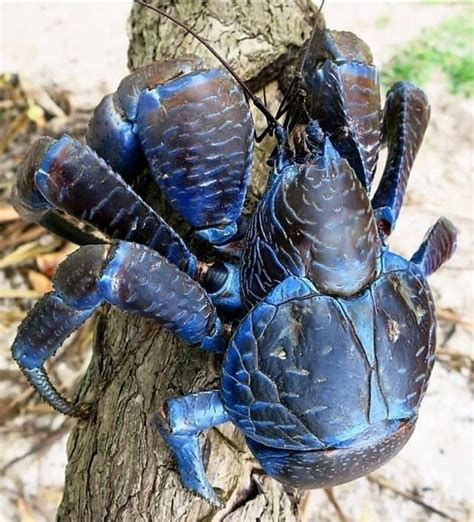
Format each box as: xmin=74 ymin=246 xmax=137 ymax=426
xmin=224 ymin=251 xmax=436 ymax=448
xmin=241 ymin=130 xmax=378 ymax=308
xmin=11 ymin=241 xmax=224 ymax=416
xmin=86 ymin=61 xmax=254 ymax=246
xmin=136 ymin=69 xmax=253 ymax=240
xmin=86 ymin=94 xmax=144 ymax=182
xmin=372 ymin=82 xmax=430 ymax=238
xmin=10 ymin=35 xmax=459 ymax=505
xmin=301 ymin=30 xmax=382 ymax=191
xmin=34 ymin=135 xmax=197 ymax=275
xmin=155 ymin=390 xmax=229 ymax=506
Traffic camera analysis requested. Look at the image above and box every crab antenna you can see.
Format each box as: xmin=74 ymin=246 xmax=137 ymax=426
xmin=301 ymin=0 xmax=326 ymax=72
xmin=134 ymin=0 xmax=280 ymax=130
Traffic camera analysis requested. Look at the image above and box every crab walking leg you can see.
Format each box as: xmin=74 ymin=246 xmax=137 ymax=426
xmin=155 ymin=390 xmax=229 ymax=506
xmin=301 ymin=29 xmax=382 ymax=191
xmin=11 ymin=242 xmax=224 ymax=417
xmin=11 ymin=193 xmax=103 ymax=246
xmin=13 ymin=136 xmax=197 ymax=275
xmin=411 ymin=218 xmax=458 ymax=276
xmin=11 ymin=142 xmax=106 ymax=246
xmin=372 ymin=82 xmax=430 ymax=239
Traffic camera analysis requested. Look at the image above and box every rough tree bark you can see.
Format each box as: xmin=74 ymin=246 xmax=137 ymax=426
xmin=57 ymin=1 xmax=323 ymax=520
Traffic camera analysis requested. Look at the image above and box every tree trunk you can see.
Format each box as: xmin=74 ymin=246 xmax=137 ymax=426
xmin=57 ymin=1 xmax=323 ymax=520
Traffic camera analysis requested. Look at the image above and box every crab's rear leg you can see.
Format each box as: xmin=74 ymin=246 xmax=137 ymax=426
xmin=12 ymin=136 xmax=197 ymax=275
xmin=372 ymin=82 xmax=430 ymax=240
xmin=411 ymin=217 xmax=458 ymax=276
xmin=11 ymin=241 xmax=224 ymax=418
xmin=155 ymin=390 xmax=229 ymax=506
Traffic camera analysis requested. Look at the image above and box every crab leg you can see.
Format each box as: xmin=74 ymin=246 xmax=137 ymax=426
xmin=301 ymin=29 xmax=382 ymax=191
xmin=155 ymin=390 xmax=229 ymax=507
xmin=88 ymin=59 xmax=254 ymax=246
xmin=87 ymin=58 xmax=202 ymax=182
xmin=11 ymin=242 xmax=224 ymax=418
xmin=13 ymin=136 xmax=197 ymax=275
xmin=372 ymin=82 xmax=430 ymax=239
xmin=411 ymin=217 xmax=458 ymax=276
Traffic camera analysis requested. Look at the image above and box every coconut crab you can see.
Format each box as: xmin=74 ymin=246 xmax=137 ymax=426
xmin=10 ymin=2 xmax=457 ymax=507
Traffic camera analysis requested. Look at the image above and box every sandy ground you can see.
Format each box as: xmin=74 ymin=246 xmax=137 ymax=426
xmin=0 ymin=2 xmax=472 ymax=521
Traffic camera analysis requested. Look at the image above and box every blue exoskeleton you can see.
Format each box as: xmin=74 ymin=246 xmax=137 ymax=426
xmin=11 ymin=4 xmax=457 ymax=507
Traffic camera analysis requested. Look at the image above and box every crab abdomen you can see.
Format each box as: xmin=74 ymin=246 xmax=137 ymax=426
xmin=222 ymin=254 xmax=436 ymax=452
xmin=245 ymin=418 xmax=416 ymax=489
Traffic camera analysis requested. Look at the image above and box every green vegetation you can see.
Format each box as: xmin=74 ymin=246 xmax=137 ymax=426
xmin=382 ymin=11 xmax=474 ymax=97
xmin=375 ymin=15 xmax=391 ymax=29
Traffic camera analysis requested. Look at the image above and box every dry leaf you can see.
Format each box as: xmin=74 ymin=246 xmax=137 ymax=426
xmin=36 ymin=242 xmax=77 ymax=277
xmin=26 ymin=103 xmax=46 ymax=128
xmin=27 ymin=270 xmax=53 ymax=293
xmin=22 ymin=76 xmax=67 ymax=119
xmin=0 ymin=205 xmax=20 ymax=223
xmin=0 ymin=308 xmax=27 ymax=327
xmin=0 ymin=288 xmax=41 ymax=299
xmin=437 ymin=307 xmax=474 ymax=330
xmin=16 ymin=497 xmax=39 ymax=522
xmin=0 ymin=237 xmax=62 ymax=270
xmin=0 ymin=225 xmax=46 ymax=251
xmin=0 ymin=112 xmax=29 ymax=154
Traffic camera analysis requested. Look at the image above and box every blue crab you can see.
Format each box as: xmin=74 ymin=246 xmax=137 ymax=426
xmin=10 ymin=5 xmax=457 ymax=506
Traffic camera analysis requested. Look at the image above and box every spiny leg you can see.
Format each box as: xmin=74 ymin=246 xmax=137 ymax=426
xmin=301 ymin=29 xmax=382 ymax=191
xmin=411 ymin=217 xmax=458 ymax=276
xmin=11 ymin=139 xmax=104 ymax=246
xmin=11 ymin=241 xmax=224 ymax=417
xmin=372 ymin=82 xmax=430 ymax=240
xmin=155 ymin=390 xmax=229 ymax=507
xmin=12 ymin=135 xmax=196 ymax=275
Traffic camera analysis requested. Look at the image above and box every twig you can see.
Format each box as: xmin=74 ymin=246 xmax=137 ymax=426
xmin=0 ymin=224 xmax=46 ymax=251
xmin=0 ymin=205 xmax=19 ymax=223
xmin=1 ymin=418 xmax=72 ymax=474
xmin=437 ymin=308 xmax=474 ymax=330
xmin=367 ymin=475 xmax=456 ymax=521
xmin=0 ymin=288 xmax=41 ymax=299
xmin=0 ymin=237 xmax=62 ymax=269
xmin=324 ymin=488 xmax=348 ymax=522
xmin=0 ymin=387 xmax=37 ymax=425
xmin=0 ymin=308 xmax=27 ymax=326
xmin=436 ymin=348 xmax=473 ymax=373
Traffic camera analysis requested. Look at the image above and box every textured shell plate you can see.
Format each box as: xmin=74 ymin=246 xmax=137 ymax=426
xmin=221 ymin=252 xmax=436 ymax=451
xmin=135 ymin=69 xmax=254 ymax=229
